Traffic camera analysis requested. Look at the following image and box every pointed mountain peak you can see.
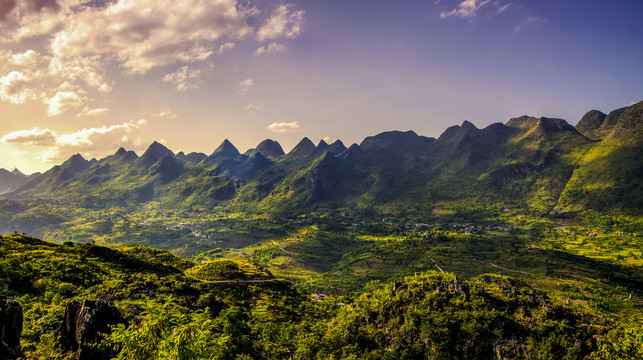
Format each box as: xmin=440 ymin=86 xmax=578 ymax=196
xmin=328 ymin=140 xmax=347 ymax=154
xmin=255 ymin=139 xmax=285 ymax=157
xmin=65 ymin=153 xmax=87 ymax=165
xmin=115 ymin=147 xmax=127 ymax=156
xmin=339 ymin=143 xmax=363 ymax=162
xmin=296 ymin=137 xmax=315 ymax=147
xmin=56 ymin=153 xmax=91 ymax=180
xmin=146 ymin=141 xmax=172 ymax=155
xmin=461 ymin=120 xmax=477 ymax=129
xmin=316 ymin=139 xmax=330 ymax=152
xmin=213 ymin=139 xmax=240 ymax=156
xmin=139 ymin=141 xmax=174 ymax=164
xmin=11 ymin=168 xmax=25 ymax=177
xmin=288 ymin=137 xmax=316 ymax=156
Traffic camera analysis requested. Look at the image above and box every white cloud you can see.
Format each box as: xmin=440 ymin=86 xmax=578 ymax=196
xmin=0 ymin=71 xmax=36 ymax=104
xmin=48 ymin=56 xmax=111 ymax=92
xmin=1 ymin=127 xmax=57 ymax=146
xmin=0 ymin=120 xmax=150 ymax=163
xmin=56 ymin=122 xmax=142 ymax=147
xmin=159 ymin=110 xmax=178 ymax=119
xmin=0 ymin=0 xmax=306 ymax=118
xmin=267 ymin=121 xmax=301 ymax=133
xmin=440 ymin=0 xmax=491 ymax=19
xmin=10 ymin=49 xmax=39 ymax=66
xmin=257 ymin=4 xmax=304 ymax=41
xmin=255 ymin=43 xmax=288 ymax=55
xmin=218 ymin=42 xmax=236 ymax=54
xmin=78 ymin=107 xmax=109 ymax=117
xmin=163 ymin=66 xmax=201 ymax=91
xmin=50 ymin=0 xmax=255 ymax=74
xmin=0 ymin=53 xmax=111 ymax=116
xmin=44 ymin=90 xmax=84 ymax=116
xmin=236 ymin=78 xmax=254 ymax=95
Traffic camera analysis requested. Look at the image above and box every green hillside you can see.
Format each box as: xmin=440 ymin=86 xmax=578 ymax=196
xmin=2 ymin=234 xmax=641 ymax=360
xmin=0 ymin=102 xmax=641 ymax=359
xmin=2 ymin=102 xmax=636 ymax=218
xmin=557 ymin=101 xmax=643 ymax=213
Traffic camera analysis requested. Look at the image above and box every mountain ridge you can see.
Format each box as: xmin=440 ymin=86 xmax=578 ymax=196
xmin=2 ymin=101 xmax=641 ymax=218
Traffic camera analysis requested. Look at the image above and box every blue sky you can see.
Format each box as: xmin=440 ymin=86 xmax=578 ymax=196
xmin=0 ymin=0 xmax=641 ymax=172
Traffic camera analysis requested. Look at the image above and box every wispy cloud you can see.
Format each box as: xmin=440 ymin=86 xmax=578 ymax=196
xmin=163 ymin=66 xmax=201 ymax=92
xmin=217 ymin=42 xmax=236 ymax=54
xmin=440 ymin=0 xmax=511 ymax=19
xmin=245 ymin=102 xmax=265 ymax=111
xmin=158 ymin=110 xmax=178 ymax=119
xmin=2 ymin=120 xmax=150 ymax=163
xmin=440 ymin=0 xmax=491 ymax=19
xmin=78 ymin=107 xmax=109 ymax=117
xmin=513 ymin=16 xmax=547 ymax=33
xmin=236 ymin=78 xmax=254 ymax=95
xmin=267 ymin=121 xmax=302 ymax=133
xmin=255 ymin=43 xmax=288 ymax=56
xmin=1 ymin=128 xmax=57 ymax=146
xmin=496 ymin=3 xmax=511 ymax=13
xmin=257 ymin=4 xmax=305 ymax=42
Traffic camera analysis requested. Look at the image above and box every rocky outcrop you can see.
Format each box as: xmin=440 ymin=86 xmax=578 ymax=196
xmin=57 ymin=299 xmax=123 ymax=360
xmin=0 ymin=297 xmax=24 ymax=360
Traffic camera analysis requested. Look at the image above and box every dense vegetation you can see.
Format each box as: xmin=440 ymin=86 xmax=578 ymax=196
xmin=2 ymin=234 xmax=641 ymax=360
xmin=0 ymin=101 xmax=641 ymax=358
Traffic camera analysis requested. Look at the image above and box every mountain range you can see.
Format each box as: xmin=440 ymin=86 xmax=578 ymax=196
xmin=2 ymin=101 xmax=641 ymax=219
xmin=0 ymin=168 xmax=40 ymax=195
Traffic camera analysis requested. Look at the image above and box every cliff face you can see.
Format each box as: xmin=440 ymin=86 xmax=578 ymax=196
xmin=57 ymin=299 xmax=123 ymax=360
xmin=0 ymin=297 xmax=24 ymax=360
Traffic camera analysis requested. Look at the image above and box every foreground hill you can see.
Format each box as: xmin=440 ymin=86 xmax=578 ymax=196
xmin=2 ymin=234 xmax=641 ymax=360
xmin=4 ymin=101 xmax=641 ymax=220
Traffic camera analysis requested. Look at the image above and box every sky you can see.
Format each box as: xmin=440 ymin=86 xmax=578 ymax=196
xmin=0 ymin=0 xmax=641 ymax=173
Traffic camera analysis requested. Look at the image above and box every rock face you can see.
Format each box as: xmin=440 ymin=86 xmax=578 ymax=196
xmin=0 ymin=297 xmax=24 ymax=360
xmin=57 ymin=299 xmax=123 ymax=360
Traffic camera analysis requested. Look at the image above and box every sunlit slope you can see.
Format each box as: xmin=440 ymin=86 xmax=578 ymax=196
xmin=5 ymin=102 xmax=640 ymax=218
xmin=557 ymin=101 xmax=642 ymax=213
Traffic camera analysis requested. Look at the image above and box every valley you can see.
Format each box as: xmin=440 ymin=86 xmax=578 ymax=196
xmin=0 ymin=102 xmax=641 ymax=359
